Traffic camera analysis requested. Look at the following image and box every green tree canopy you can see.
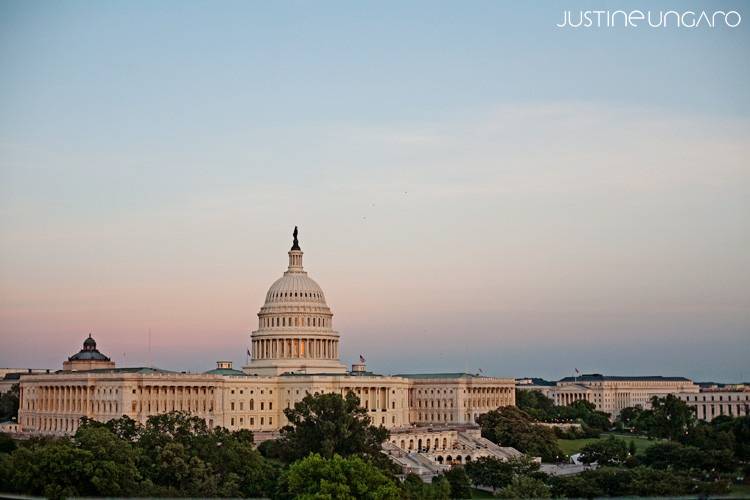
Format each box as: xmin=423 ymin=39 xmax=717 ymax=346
xmin=477 ymin=406 xmax=565 ymax=462
xmin=496 ymin=475 xmax=551 ymax=498
xmin=579 ymin=436 xmax=629 ymax=466
xmin=649 ymin=394 xmax=697 ymax=441
xmin=464 ymin=455 xmax=540 ymax=490
xmin=270 ymin=391 xmax=389 ymax=463
xmin=0 ymin=384 xmax=19 ymax=421
xmin=0 ymin=411 xmax=278 ymax=498
xmin=277 ymin=453 xmax=401 ymax=500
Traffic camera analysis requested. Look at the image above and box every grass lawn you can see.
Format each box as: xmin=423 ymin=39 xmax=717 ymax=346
xmin=557 ymin=432 xmax=657 ymax=456
xmin=729 ymin=484 xmax=750 ymax=497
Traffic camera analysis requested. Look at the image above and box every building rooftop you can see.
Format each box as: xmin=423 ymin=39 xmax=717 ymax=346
xmin=204 ymin=368 xmax=247 ymax=376
xmin=59 ymin=367 xmax=176 ymax=375
xmin=279 ymin=371 xmax=388 ymax=377
xmin=394 ymin=372 xmax=482 ymax=379
xmin=516 ymin=377 xmax=556 ymax=387
xmin=558 ymin=374 xmax=692 ymax=383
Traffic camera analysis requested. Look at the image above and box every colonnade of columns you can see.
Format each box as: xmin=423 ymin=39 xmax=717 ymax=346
xmin=557 ymin=392 xmax=590 ymax=405
xmin=260 ymin=315 xmax=330 ymax=328
xmin=252 ymin=337 xmax=338 ymax=360
xmin=21 ymin=384 xmax=113 ymax=434
xmin=465 ymin=386 xmax=514 ymax=408
xmin=134 ymin=384 xmax=215 ymax=414
xmin=342 ymin=386 xmax=391 ymax=412
xmin=21 ymin=383 xmax=218 ymax=434
xmin=28 ymin=385 xmax=100 ymax=413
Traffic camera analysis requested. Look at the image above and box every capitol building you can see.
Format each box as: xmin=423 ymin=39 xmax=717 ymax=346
xmin=16 ymin=229 xmax=516 ymax=463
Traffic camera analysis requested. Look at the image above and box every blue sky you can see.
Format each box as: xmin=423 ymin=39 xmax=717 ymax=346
xmin=1 ymin=1 xmax=748 ymax=381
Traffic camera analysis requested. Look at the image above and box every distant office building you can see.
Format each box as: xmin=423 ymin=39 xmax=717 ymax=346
xmin=678 ymin=385 xmax=750 ymax=421
xmin=516 ymin=374 xmax=700 ymax=418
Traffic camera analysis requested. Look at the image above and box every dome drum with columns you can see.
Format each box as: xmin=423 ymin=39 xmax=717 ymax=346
xmin=244 ymin=227 xmax=347 ymax=376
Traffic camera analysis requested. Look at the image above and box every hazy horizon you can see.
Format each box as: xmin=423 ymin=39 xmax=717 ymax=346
xmin=1 ymin=1 xmax=748 ymax=382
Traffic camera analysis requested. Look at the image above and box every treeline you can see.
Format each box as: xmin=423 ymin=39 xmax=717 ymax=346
xmin=0 ymin=384 xmax=19 ymax=422
xmin=1 ymin=391 xmax=748 ymax=498
xmin=0 ymin=392 xmax=468 ymax=499
xmin=516 ymin=389 xmax=610 ymax=437
xmin=474 ymin=391 xmax=749 ymax=497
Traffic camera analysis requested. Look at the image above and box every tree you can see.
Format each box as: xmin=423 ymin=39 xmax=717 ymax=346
xmin=648 ymin=395 xmax=696 ymax=440
xmin=477 ymin=407 xmax=565 ymax=462
xmin=442 ymin=466 xmax=472 ymax=499
xmin=272 ymin=392 xmax=389 ymax=463
xmin=0 ymin=384 xmax=19 ymax=421
xmin=641 ymin=441 xmax=735 ymax=473
xmin=401 ymin=473 xmax=450 ymax=500
xmin=496 ymin=476 xmax=551 ymax=498
xmin=277 ymin=453 xmax=401 ymax=500
xmin=465 ymin=455 xmax=541 ymax=492
xmin=72 ymin=425 xmax=141 ymax=496
xmin=3 ymin=439 xmax=95 ymax=498
xmin=0 ymin=433 xmax=16 ymax=453
xmin=579 ymin=436 xmax=629 ymax=466
xmin=515 ymin=390 xmax=556 ymax=420
xmin=731 ymin=416 xmax=750 ymax=460
xmin=0 ymin=411 xmax=278 ymax=498
xmin=550 ymin=473 xmax=605 ymax=498
xmin=465 ymin=456 xmax=513 ymax=490
xmin=619 ymin=406 xmax=644 ymax=428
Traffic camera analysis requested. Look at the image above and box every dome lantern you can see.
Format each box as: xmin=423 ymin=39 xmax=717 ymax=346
xmin=287 ymin=226 xmax=304 ymax=272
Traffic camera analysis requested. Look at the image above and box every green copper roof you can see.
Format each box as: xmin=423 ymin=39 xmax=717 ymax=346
xmin=204 ymin=368 xmax=246 ymax=376
xmin=394 ymin=372 xmax=480 ymax=379
xmin=58 ymin=367 xmax=175 ymax=374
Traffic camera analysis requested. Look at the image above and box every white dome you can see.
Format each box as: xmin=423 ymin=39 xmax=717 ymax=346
xmin=245 ymin=227 xmax=347 ymax=376
xmin=264 ymin=273 xmax=327 ymax=306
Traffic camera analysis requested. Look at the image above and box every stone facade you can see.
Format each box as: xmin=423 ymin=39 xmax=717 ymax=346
xmin=518 ymin=374 xmax=700 ymax=418
xmin=678 ymin=386 xmax=750 ymax=421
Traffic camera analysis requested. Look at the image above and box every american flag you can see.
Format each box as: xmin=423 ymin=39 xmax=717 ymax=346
xmin=247 ymin=348 xmax=252 ymax=357
xmin=575 ymin=368 xmax=580 ymax=374
xmin=359 ymin=354 xmax=366 ymax=363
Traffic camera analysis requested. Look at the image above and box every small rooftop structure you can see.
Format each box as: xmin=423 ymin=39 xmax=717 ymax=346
xmin=63 ymin=334 xmax=116 ymax=371
xmin=205 ymin=360 xmax=245 ymax=376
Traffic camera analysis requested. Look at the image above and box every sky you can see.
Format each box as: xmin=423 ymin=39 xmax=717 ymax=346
xmin=0 ymin=1 xmax=748 ymax=382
